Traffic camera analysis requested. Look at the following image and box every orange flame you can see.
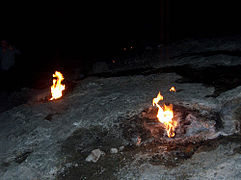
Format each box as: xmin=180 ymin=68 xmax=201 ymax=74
xmin=50 ymin=71 xmax=65 ymax=100
xmin=169 ymin=86 xmax=176 ymax=92
xmin=152 ymin=92 xmax=177 ymax=138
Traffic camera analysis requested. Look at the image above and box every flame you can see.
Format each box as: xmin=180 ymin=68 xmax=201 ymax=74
xmin=169 ymin=86 xmax=176 ymax=92
xmin=152 ymin=92 xmax=177 ymax=138
xmin=50 ymin=71 xmax=65 ymax=100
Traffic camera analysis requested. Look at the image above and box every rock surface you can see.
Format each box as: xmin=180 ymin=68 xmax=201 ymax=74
xmin=110 ymin=148 xmax=118 ymax=154
xmin=85 ymin=149 xmax=105 ymax=163
xmin=0 ymin=36 xmax=241 ymax=179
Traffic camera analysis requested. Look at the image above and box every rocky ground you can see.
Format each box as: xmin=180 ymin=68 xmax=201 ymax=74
xmin=0 ymin=36 xmax=241 ymax=179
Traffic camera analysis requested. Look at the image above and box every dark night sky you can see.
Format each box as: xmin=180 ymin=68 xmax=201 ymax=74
xmin=2 ymin=1 xmax=241 ymax=50
xmin=1 ymin=2 xmax=159 ymax=56
xmin=1 ymin=1 xmax=241 ymax=67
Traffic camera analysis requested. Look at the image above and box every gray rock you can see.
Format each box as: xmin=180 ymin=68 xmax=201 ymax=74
xmin=119 ymin=146 xmax=124 ymax=151
xmin=0 ymin=51 xmax=241 ymax=179
xmin=217 ymin=86 xmax=241 ymax=136
xmin=110 ymin=148 xmax=118 ymax=154
xmin=85 ymin=149 xmax=105 ymax=163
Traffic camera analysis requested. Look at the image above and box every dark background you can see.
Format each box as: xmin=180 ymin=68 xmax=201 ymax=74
xmin=1 ymin=0 xmax=241 ymax=89
xmin=2 ymin=1 xmax=241 ymax=63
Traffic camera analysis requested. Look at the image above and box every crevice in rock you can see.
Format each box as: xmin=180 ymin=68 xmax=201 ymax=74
xmin=14 ymin=151 xmax=32 ymax=164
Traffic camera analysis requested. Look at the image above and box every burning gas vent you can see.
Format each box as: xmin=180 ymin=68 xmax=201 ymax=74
xmin=50 ymin=71 xmax=65 ymax=100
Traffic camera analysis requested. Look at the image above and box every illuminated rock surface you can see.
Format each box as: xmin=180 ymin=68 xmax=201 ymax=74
xmin=0 ymin=37 xmax=241 ymax=179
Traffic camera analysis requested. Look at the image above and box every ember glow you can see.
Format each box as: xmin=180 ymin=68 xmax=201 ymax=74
xmin=169 ymin=86 xmax=176 ymax=92
xmin=152 ymin=92 xmax=177 ymax=138
xmin=50 ymin=71 xmax=65 ymax=100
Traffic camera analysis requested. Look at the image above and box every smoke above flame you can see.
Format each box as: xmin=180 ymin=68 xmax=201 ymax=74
xmin=152 ymin=91 xmax=177 ymax=138
xmin=50 ymin=71 xmax=65 ymax=100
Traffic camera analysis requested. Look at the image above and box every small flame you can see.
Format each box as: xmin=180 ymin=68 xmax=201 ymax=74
xmin=152 ymin=92 xmax=163 ymax=106
xmin=169 ymin=86 xmax=176 ymax=92
xmin=152 ymin=92 xmax=177 ymax=138
xmin=50 ymin=71 xmax=65 ymax=100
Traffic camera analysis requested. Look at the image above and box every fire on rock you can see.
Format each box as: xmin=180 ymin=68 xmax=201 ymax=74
xmin=50 ymin=71 xmax=65 ymax=101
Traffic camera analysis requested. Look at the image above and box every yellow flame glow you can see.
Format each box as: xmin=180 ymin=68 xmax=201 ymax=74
xmin=169 ymin=86 xmax=176 ymax=92
xmin=152 ymin=92 xmax=177 ymax=138
xmin=50 ymin=71 xmax=65 ymax=100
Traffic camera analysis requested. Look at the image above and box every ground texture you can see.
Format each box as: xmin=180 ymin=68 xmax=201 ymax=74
xmin=1 ymin=36 xmax=241 ymax=179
